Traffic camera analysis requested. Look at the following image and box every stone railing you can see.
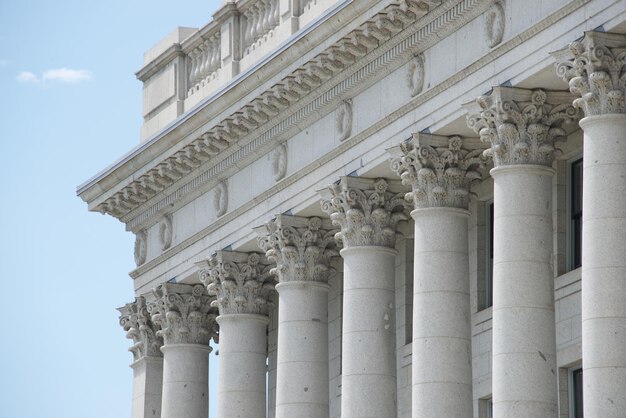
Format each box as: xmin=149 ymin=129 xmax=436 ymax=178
xmin=241 ymin=0 xmax=281 ymax=56
xmin=187 ymin=31 xmax=221 ymax=97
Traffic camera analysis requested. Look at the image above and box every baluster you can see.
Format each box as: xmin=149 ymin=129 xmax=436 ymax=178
xmin=198 ymin=42 xmax=209 ymax=82
xmin=268 ymin=0 xmax=277 ymax=29
xmin=188 ymin=50 xmax=198 ymax=89
xmin=272 ymin=0 xmax=279 ymax=28
xmin=254 ymin=5 xmax=263 ymax=41
xmin=261 ymin=0 xmax=271 ymax=34
xmin=210 ymin=36 xmax=219 ymax=74
xmin=242 ymin=11 xmax=251 ymax=49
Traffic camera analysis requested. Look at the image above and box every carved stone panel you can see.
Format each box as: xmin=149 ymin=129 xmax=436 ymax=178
xmin=336 ymin=99 xmax=353 ymax=141
xmin=407 ymin=54 xmax=425 ymax=97
xmin=271 ymin=143 xmax=288 ymax=181
xmin=213 ymin=181 xmax=228 ymax=217
xmin=159 ymin=214 xmax=173 ymax=251
xmin=134 ymin=231 xmax=147 ymax=266
xmin=484 ymin=2 xmax=505 ymax=48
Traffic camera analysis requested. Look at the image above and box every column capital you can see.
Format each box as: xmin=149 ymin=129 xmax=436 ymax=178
xmin=148 ymin=283 xmax=217 ymax=346
xmin=466 ymin=86 xmax=579 ymax=167
xmin=553 ymin=31 xmax=626 ymax=116
xmin=196 ymin=251 xmax=275 ymax=316
xmin=255 ymin=215 xmax=339 ymax=283
xmin=320 ymin=177 xmax=410 ymax=248
xmin=118 ymin=296 xmax=163 ymax=361
xmin=389 ymin=133 xmax=487 ymax=210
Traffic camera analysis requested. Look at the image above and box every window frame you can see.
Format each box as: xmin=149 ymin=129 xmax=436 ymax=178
xmin=566 ymin=156 xmax=583 ymax=271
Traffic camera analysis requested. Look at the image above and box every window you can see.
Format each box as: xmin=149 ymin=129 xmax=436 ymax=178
xmin=484 ymin=201 xmax=494 ymax=309
xmin=569 ymin=158 xmax=583 ymax=270
xmin=570 ymin=368 xmax=583 ymax=418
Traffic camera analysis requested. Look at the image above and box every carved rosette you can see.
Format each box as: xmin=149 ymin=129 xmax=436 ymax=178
xmin=256 ymin=215 xmax=339 ymax=284
xmin=390 ymin=134 xmax=486 ymax=209
xmin=320 ymin=177 xmax=410 ymax=248
xmin=466 ymin=87 xmax=579 ymax=167
xmin=148 ymin=283 xmax=216 ymax=346
xmin=118 ymin=296 xmax=163 ymax=361
xmin=197 ymin=252 xmax=275 ymax=316
xmin=554 ymin=31 xmax=626 ymax=116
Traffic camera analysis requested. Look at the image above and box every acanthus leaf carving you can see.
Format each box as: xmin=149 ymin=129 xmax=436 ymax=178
xmin=148 ymin=283 xmax=217 ymax=346
xmin=390 ymin=134 xmax=487 ymax=210
xmin=553 ymin=31 xmax=626 ymax=116
xmin=320 ymin=177 xmax=410 ymax=248
xmin=118 ymin=296 xmax=163 ymax=361
xmin=466 ymin=87 xmax=579 ymax=167
xmin=197 ymin=251 xmax=275 ymax=316
xmin=256 ymin=215 xmax=339 ymax=283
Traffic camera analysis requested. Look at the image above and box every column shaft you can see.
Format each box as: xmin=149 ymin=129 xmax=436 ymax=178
xmin=131 ymin=357 xmax=164 ymax=418
xmin=161 ymin=344 xmax=212 ymax=418
xmin=579 ymin=115 xmax=626 ymax=416
xmin=216 ymin=314 xmax=269 ymax=418
xmin=491 ymin=165 xmax=557 ymax=417
xmin=412 ymin=208 xmax=472 ymax=418
xmin=275 ymin=281 xmax=329 ymax=418
xmin=341 ymin=246 xmax=397 ymax=418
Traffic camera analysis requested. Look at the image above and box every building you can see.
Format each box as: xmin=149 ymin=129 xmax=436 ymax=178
xmin=77 ymin=0 xmax=626 ymax=417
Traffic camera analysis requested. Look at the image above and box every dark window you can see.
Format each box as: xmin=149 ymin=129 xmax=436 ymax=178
xmin=573 ymin=368 xmax=583 ymax=418
xmin=571 ymin=158 xmax=583 ymax=269
xmin=485 ymin=201 xmax=494 ymax=308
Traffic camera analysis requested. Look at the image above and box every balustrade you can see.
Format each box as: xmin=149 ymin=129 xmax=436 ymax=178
xmin=187 ymin=32 xmax=221 ymax=97
xmin=242 ymin=0 xmax=280 ymax=55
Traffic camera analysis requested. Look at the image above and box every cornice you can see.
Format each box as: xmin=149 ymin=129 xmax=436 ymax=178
xmin=82 ymin=1 xmax=448 ymax=224
xmin=128 ymin=0 xmax=592 ymax=279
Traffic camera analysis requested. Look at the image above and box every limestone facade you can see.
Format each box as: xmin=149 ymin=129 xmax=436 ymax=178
xmin=79 ymin=0 xmax=626 ymax=417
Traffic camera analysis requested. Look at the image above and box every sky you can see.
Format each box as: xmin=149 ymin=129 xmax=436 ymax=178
xmin=0 ymin=1 xmax=220 ymax=417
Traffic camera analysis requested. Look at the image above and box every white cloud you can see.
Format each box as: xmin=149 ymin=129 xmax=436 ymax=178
xmin=16 ymin=71 xmax=39 ymax=83
xmin=15 ymin=67 xmax=93 ymax=85
xmin=42 ymin=68 xmax=92 ymax=83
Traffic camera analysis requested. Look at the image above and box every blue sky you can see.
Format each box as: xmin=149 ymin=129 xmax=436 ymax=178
xmin=0 ymin=1 xmax=220 ymax=417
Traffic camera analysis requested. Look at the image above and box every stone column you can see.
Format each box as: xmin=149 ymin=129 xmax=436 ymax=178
xmin=554 ymin=31 xmax=626 ymax=416
xmin=119 ymin=296 xmax=164 ymax=418
xmin=149 ymin=284 xmax=216 ymax=418
xmin=321 ymin=177 xmax=409 ymax=418
xmin=390 ymin=134 xmax=486 ymax=418
xmin=197 ymin=251 xmax=275 ymax=418
xmin=256 ymin=215 xmax=338 ymax=418
xmin=467 ymin=87 xmax=578 ymax=417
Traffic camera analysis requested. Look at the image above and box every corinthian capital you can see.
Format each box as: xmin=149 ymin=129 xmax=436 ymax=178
xmin=320 ymin=177 xmax=410 ymax=248
xmin=196 ymin=251 xmax=275 ymax=316
xmin=148 ymin=283 xmax=216 ymax=346
xmin=389 ymin=133 xmax=487 ymax=210
xmin=466 ymin=87 xmax=579 ymax=167
xmin=256 ymin=215 xmax=338 ymax=283
xmin=118 ymin=296 xmax=163 ymax=361
xmin=553 ymin=31 xmax=626 ymax=116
